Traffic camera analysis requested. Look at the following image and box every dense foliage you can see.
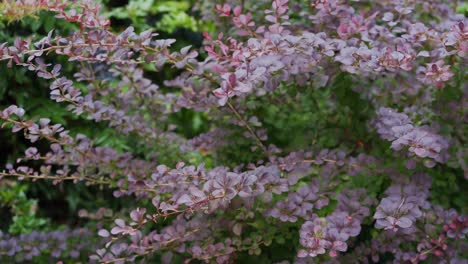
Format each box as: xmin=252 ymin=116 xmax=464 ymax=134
xmin=0 ymin=0 xmax=467 ymax=263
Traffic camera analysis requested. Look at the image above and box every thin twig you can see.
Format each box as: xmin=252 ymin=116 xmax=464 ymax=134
xmin=0 ymin=172 xmax=110 ymax=185
xmin=226 ymin=101 xmax=267 ymax=152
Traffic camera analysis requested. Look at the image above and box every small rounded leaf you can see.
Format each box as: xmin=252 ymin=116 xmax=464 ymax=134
xmin=98 ymin=229 xmax=110 ymax=237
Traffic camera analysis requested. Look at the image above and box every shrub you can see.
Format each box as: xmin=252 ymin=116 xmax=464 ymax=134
xmin=0 ymin=0 xmax=466 ymax=263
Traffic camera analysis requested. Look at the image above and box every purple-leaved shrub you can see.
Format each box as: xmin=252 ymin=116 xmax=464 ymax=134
xmin=0 ymin=0 xmax=466 ymax=263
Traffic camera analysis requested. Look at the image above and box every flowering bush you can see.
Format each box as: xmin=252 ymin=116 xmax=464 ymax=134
xmin=0 ymin=0 xmax=467 ymax=263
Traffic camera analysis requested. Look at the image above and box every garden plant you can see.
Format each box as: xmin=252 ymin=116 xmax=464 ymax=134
xmin=0 ymin=0 xmax=467 ymax=263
